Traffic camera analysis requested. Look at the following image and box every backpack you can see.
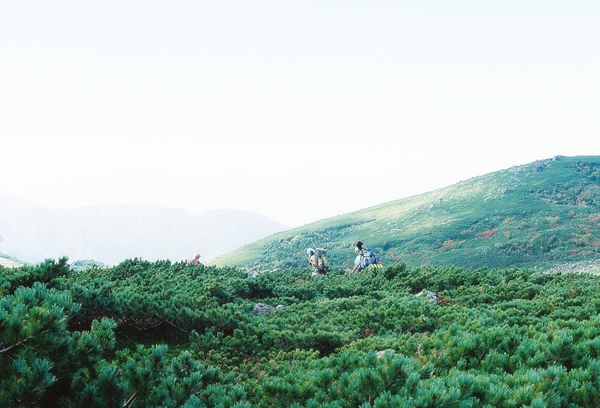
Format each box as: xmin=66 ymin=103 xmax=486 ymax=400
xmin=362 ymin=248 xmax=378 ymax=268
xmin=315 ymin=248 xmax=329 ymax=273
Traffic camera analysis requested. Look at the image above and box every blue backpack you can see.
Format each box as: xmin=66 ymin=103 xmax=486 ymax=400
xmin=361 ymin=248 xmax=378 ymax=268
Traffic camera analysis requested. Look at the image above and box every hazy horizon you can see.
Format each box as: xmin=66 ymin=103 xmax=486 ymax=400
xmin=1 ymin=1 xmax=598 ymax=227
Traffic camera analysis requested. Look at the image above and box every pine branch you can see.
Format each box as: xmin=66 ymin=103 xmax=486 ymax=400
xmin=123 ymin=392 xmax=136 ymax=408
xmin=0 ymin=337 xmax=31 ymax=354
xmin=165 ymin=319 xmax=190 ymax=334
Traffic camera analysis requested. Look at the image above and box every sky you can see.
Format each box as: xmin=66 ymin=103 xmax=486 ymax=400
xmin=1 ymin=1 xmax=598 ymax=228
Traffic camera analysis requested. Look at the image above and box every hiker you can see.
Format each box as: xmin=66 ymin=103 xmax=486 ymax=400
xmin=307 ymin=248 xmax=329 ymax=276
xmin=350 ymin=241 xmax=379 ymax=273
xmin=188 ymin=254 xmax=201 ymax=265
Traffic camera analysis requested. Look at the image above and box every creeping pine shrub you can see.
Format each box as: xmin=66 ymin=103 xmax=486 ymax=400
xmin=5 ymin=259 xmax=600 ymax=406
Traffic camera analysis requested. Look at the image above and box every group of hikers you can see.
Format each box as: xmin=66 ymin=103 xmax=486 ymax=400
xmin=187 ymin=241 xmax=379 ymax=276
xmin=306 ymin=241 xmax=380 ymax=277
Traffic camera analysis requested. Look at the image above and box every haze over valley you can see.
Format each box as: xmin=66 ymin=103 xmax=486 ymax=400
xmin=0 ymin=195 xmax=288 ymax=265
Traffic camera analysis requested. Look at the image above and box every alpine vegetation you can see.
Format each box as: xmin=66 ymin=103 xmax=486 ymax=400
xmin=3 ymin=257 xmax=600 ymax=406
xmin=2 ymin=155 xmax=599 ymax=407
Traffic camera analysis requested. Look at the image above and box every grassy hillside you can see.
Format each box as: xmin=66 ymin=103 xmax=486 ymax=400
xmin=214 ymin=155 xmax=600 ymax=273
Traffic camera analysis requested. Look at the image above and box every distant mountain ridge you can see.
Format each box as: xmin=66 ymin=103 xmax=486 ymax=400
xmin=214 ymin=155 xmax=600 ymax=273
xmin=0 ymin=196 xmax=288 ymax=265
xmin=0 ymin=252 xmax=23 ymax=268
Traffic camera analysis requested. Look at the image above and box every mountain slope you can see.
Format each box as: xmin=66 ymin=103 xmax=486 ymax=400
xmin=213 ymin=155 xmax=600 ymax=273
xmin=0 ymin=197 xmax=288 ymax=265
xmin=0 ymin=252 xmax=25 ymax=268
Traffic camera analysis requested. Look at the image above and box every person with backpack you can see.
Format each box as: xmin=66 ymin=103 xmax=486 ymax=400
xmin=307 ymin=248 xmax=329 ymax=276
xmin=350 ymin=241 xmax=379 ymax=273
xmin=187 ymin=254 xmax=202 ymax=265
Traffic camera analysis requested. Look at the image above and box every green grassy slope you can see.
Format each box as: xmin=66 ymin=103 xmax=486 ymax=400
xmin=213 ymin=155 xmax=600 ymax=273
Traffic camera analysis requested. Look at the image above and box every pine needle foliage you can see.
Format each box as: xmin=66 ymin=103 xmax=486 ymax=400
xmin=3 ymin=257 xmax=600 ymax=406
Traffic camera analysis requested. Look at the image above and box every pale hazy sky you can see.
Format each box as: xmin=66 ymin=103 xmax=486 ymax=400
xmin=1 ymin=1 xmax=598 ymax=227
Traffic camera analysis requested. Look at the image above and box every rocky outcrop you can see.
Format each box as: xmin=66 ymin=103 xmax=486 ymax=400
xmin=251 ymin=303 xmax=285 ymax=316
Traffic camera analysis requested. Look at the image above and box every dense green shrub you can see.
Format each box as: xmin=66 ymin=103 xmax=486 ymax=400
xmin=3 ymin=258 xmax=600 ymax=406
